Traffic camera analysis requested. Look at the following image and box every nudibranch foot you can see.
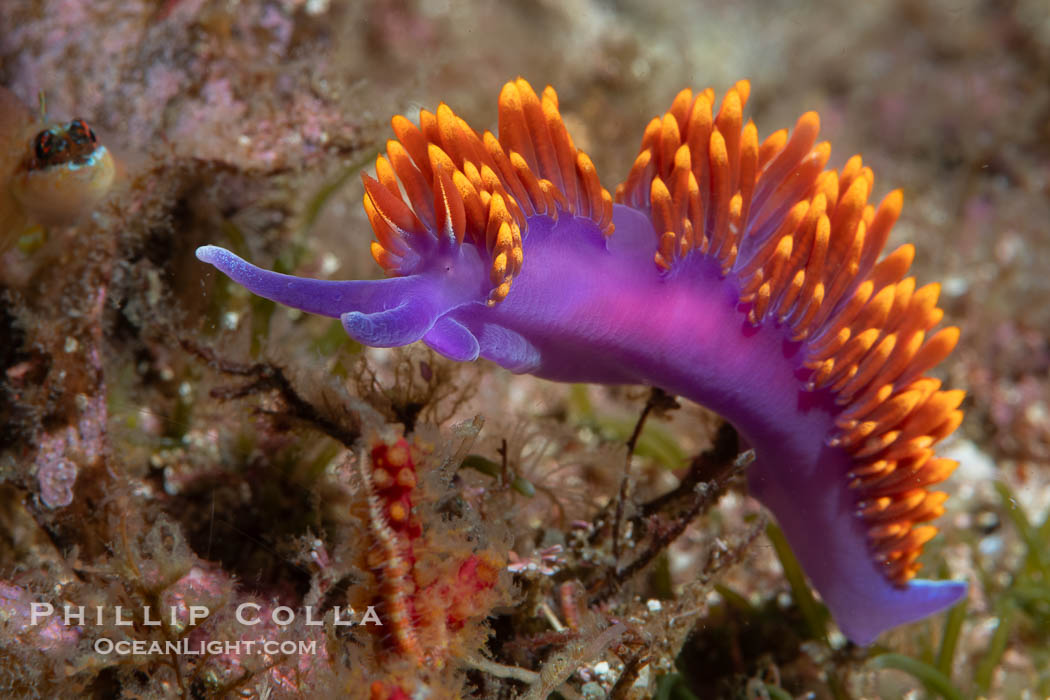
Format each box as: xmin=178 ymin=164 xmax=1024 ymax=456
xmin=197 ymin=78 xmax=968 ymax=644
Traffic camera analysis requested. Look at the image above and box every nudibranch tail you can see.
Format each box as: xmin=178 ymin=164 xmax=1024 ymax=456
xmin=196 ymin=77 xmax=967 ymax=644
xmin=364 ymin=78 xmax=613 ymax=304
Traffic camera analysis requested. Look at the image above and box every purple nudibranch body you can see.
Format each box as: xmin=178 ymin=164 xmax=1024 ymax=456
xmin=197 ymin=78 xmax=967 ymax=644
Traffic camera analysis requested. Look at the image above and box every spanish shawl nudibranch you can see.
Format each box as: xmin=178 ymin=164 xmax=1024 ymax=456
xmin=197 ymin=78 xmax=968 ymax=644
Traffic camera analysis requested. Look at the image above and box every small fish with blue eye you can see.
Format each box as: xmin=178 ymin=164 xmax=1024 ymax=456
xmin=1 ymin=87 xmax=116 ymax=252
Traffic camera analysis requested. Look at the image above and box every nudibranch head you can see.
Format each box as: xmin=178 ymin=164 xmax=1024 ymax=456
xmin=196 ymin=77 xmax=967 ymax=644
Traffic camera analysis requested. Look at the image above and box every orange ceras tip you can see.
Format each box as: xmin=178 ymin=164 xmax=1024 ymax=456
xmin=197 ymin=77 xmax=967 ymax=644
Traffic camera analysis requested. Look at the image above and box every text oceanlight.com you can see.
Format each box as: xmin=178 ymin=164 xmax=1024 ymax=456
xmin=29 ymin=602 xmax=382 ymax=628
xmin=28 ymin=602 xmax=383 ymax=656
xmin=94 ymin=638 xmax=318 ymax=656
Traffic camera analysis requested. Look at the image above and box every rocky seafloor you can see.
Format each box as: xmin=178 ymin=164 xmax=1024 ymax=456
xmin=1 ymin=1 xmax=1048 ymax=698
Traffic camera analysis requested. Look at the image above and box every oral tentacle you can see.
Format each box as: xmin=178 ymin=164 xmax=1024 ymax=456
xmin=456 ymin=319 xmax=542 ymax=374
xmin=422 ymin=316 xmax=481 ymax=361
xmin=341 ymin=299 xmax=443 ymax=348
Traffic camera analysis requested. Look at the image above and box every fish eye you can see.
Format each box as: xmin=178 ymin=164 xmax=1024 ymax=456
xmin=68 ymin=118 xmax=92 ymax=145
xmin=33 ymin=130 xmax=55 ymax=160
